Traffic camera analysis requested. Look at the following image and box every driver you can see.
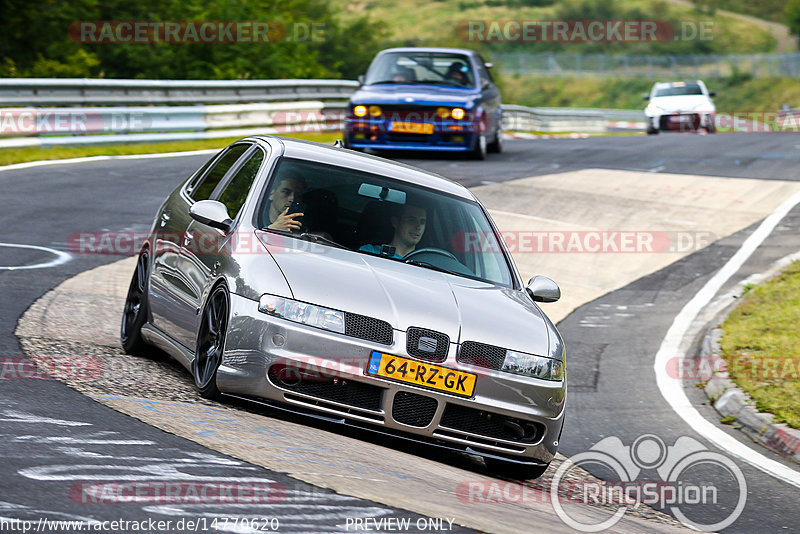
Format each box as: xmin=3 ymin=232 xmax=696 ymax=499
xmin=360 ymin=203 xmax=427 ymax=258
xmin=266 ymin=173 xmax=306 ymax=232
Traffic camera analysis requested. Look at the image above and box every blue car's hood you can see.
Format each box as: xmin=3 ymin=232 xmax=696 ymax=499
xmin=351 ymin=84 xmax=479 ymax=108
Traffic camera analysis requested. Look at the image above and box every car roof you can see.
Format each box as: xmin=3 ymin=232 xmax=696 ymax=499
xmin=376 ymin=47 xmax=480 ymax=57
xmin=653 ymin=80 xmax=705 ymax=88
xmin=247 ymin=136 xmax=475 ymax=201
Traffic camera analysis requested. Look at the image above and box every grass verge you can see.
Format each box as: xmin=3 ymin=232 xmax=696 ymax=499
xmin=720 ymin=260 xmax=800 ymax=429
xmin=0 ymin=133 xmax=341 ymax=167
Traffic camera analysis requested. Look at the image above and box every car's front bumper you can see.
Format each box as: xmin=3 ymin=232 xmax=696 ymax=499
xmin=217 ymin=294 xmax=565 ymax=465
xmin=344 ymin=117 xmax=479 ymax=152
xmin=647 ymin=112 xmax=714 ymax=132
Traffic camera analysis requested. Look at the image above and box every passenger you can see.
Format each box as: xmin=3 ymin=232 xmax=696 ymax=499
xmin=360 ymin=204 xmax=427 ymax=258
xmin=266 ymin=173 xmax=306 ymax=232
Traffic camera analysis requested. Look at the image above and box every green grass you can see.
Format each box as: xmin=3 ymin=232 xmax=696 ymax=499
xmin=332 ymin=0 xmax=777 ymax=54
xmin=0 ymin=133 xmax=341 ymax=166
xmin=691 ymin=0 xmax=789 ymax=23
xmin=720 ymin=260 xmax=800 ymax=429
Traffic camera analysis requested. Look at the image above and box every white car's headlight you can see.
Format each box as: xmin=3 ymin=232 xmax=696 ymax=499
xmin=258 ymin=295 xmax=345 ymax=334
xmin=502 ymin=349 xmax=564 ymax=381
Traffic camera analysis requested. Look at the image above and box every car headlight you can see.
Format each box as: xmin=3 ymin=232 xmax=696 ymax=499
xmin=502 ymin=349 xmax=564 ymax=381
xmin=353 ymin=105 xmax=368 ymax=117
xmin=258 ymin=295 xmax=345 ymax=334
xmin=451 ymin=108 xmax=465 ymax=120
xmin=368 ymin=105 xmax=382 ymax=117
xmin=436 ymin=107 xmax=450 ymax=119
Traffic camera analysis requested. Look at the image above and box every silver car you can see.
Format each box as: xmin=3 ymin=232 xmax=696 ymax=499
xmin=121 ymin=136 xmax=566 ymax=479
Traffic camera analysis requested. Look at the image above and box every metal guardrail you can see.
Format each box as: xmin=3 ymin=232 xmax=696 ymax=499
xmin=0 ymin=78 xmax=643 ymax=148
xmin=0 ymin=78 xmax=360 ymax=106
xmin=494 ymin=52 xmax=800 ymax=79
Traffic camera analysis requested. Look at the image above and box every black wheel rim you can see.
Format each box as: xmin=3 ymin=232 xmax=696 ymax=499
xmin=195 ymin=287 xmax=228 ymax=388
xmin=121 ymin=253 xmax=147 ymax=341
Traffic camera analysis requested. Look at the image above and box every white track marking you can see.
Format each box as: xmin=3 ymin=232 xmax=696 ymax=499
xmin=0 ymin=149 xmax=218 ymax=174
xmin=0 ymin=243 xmax=71 ymax=270
xmin=488 ymin=209 xmax=599 ymax=230
xmin=654 ymin=190 xmax=800 ymax=488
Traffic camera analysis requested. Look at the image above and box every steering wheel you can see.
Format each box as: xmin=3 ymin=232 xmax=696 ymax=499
xmin=403 ymin=248 xmax=458 ymax=262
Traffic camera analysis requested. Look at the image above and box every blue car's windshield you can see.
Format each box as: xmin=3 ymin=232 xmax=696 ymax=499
xmin=365 ymin=52 xmax=477 ymax=89
xmin=258 ymin=157 xmax=514 ymax=287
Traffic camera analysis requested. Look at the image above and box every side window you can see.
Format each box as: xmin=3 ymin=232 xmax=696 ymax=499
xmin=217 ymin=149 xmax=265 ymax=219
xmin=190 ymin=144 xmax=249 ymax=201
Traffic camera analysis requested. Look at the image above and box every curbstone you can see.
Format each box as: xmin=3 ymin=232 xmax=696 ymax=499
xmin=701 ymin=306 xmax=800 ymax=463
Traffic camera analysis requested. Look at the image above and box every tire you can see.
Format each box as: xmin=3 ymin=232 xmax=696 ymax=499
xmin=120 ymin=251 xmax=151 ymax=355
xmin=193 ymin=284 xmax=229 ymax=399
xmin=485 ymin=458 xmax=550 ymax=480
xmin=487 ymin=126 xmax=503 ymax=153
xmin=470 ymin=133 xmax=487 ymax=160
xmin=705 ymin=121 xmax=716 ymax=134
xmin=646 ymin=127 xmax=659 ymax=135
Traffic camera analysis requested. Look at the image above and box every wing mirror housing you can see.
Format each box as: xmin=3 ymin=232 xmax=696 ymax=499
xmin=189 ymin=200 xmax=232 ymax=232
xmin=709 ymin=90 xmax=717 ymax=97
xmin=526 ymin=275 xmax=561 ymax=303
xmin=358 ymin=74 xmax=365 ymax=85
xmin=643 ymin=93 xmax=650 ymax=100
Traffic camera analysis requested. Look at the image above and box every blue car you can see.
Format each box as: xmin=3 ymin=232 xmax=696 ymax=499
xmin=344 ymin=47 xmax=502 ymax=159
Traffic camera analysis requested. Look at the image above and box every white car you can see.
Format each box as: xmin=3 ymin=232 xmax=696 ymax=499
xmin=644 ymin=80 xmax=716 ymax=134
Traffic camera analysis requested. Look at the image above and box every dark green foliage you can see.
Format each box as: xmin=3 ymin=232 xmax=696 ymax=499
xmin=0 ymin=0 xmax=388 ymax=79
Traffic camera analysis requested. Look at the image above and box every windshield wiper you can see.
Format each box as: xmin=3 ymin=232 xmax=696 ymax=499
xmin=404 ymin=259 xmax=455 ymax=275
xmin=297 ymin=233 xmax=349 ymax=250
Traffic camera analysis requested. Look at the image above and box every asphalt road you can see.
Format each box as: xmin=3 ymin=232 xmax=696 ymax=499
xmin=2 ymin=133 xmax=800 ymax=532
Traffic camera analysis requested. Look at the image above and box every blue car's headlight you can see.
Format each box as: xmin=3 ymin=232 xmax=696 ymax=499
xmin=502 ymin=349 xmax=564 ymax=381
xmin=258 ymin=295 xmax=345 ymax=334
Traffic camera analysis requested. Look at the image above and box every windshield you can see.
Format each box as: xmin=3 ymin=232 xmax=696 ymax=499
xmin=654 ymin=83 xmax=703 ymax=97
xmin=365 ymin=52 xmax=476 ymax=88
xmin=258 ymin=157 xmax=514 ymax=287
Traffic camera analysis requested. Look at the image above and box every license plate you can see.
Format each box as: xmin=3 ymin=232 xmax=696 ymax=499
xmin=391 ymin=122 xmax=433 ymax=135
xmin=366 ymin=351 xmax=476 ymax=397
xmin=669 ymin=115 xmax=692 ymax=122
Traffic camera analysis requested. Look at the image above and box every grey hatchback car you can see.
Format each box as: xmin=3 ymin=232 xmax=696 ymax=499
xmin=121 ymin=136 xmax=566 ymax=479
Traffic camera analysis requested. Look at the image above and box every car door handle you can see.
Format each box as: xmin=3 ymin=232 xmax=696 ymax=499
xmin=183 ymin=233 xmax=193 ymax=247
xmin=160 ymin=211 xmax=171 ymax=227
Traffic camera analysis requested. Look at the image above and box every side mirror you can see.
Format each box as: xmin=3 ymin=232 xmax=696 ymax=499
xmin=357 ymin=74 xmax=365 ymax=85
xmin=643 ymin=94 xmax=650 ymax=100
xmin=709 ymin=90 xmax=716 ymax=97
xmin=526 ymin=275 xmax=561 ymax=303
xmin=485 ymin=62 xmax=493 ymax=69
xmin=189 ymin=200 xmax=232 ymax=232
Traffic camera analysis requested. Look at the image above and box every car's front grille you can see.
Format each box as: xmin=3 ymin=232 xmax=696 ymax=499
xmin=457 ymin=341 xmax=505 ymax=371
xmin=406 ymin=327 xmax=449 ymax=363
xmin=268 ymin=366 xmax=383 ymax=411
xmin=392 ymin=391 xmax=438 ymax=427
xmin=345 ymin=313 xmax=393 ymax=345
xmin=440 ymin=404 xmax=543 ymax=444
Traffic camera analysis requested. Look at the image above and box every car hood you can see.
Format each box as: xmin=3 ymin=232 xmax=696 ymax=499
xmin=260 ymin=236 xmax=550 ymax=356
xmin=648 ymin=95 xmax=714 ymax=112
xmin=351 ymin=84 xmax=479 ymax=108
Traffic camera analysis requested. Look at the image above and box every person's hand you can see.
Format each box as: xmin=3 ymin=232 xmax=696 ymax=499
xmin=268 ymin=207 xmax=304 ymax=232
